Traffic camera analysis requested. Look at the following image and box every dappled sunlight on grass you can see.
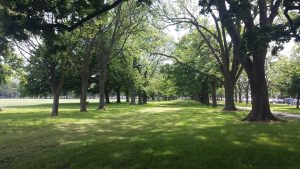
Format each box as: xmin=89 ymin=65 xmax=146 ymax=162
xmin=0 ymin=100 xmax=300 ymax=169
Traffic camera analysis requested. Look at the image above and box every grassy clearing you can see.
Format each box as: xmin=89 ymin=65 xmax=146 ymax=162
xmin=0 ymin=100 xmax=300 ymax=169
xmin=0 ymin=99 xmax=99 ymax=107
xmin=234 ymin=102 xmax=300 ymax=115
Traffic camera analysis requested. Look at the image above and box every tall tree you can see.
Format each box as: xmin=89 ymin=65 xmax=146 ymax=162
xmin=94 ymin=1 xmax=148 ymax=109
xmin=153 ymin=0 xmax=242 ymax=110
xmin=199 ymin=0 xmax=300 ymax=121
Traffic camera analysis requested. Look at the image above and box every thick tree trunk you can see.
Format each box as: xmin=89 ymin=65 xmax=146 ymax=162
xmin=234 ymin=86 xmax=238 ymax=102
xmin=243 ymin=51 xmax=279 ymax=122
xmin=200 ymin=81 xmax=210 ymax=105
xmin=211 ymin=80 xmax=217 ymax=107
xmin=296 ymin=93 xmax=299 ymax=109
xmin=80 ymin=74 xmax=89 ymax=112
xmin=223 ymin=80 xmax=237 ymax=110
xmin=200 ymin=92 xmax=210 ymax=105
xmin=116 ymin=87 xmax=121 ymax=103
xmin=51 ymin=90 xmax=60 ymax=116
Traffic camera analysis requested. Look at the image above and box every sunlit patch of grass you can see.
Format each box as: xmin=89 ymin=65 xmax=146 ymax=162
xmin=0 ymin=100 xmax=300 ymax=169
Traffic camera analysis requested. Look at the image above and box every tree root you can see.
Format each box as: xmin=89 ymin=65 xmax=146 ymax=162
xmin=242 ymin=110 xmax=286 ymax=122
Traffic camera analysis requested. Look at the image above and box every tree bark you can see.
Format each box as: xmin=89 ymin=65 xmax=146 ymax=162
xmin=223 ymin=80 xmax=237 ymax=110
xmin=125 ymin=89 xmax=129 ymax=102
xmin=243 ymin=51 xmax=279 ymax=122
xmin=49 ymin=65 xmax=64 ymax=116
xmin=200 ymin=81 xmax=210 ymax=105
xmin=142 ymin=90 xmax=147 ymax=104
xmin=97 ymin=62 xmax=108 ymax=110
xmin=51 ymin=91 xmax=60 ymax=116
xmin=234 ymin=86 xmax=238 ymax=102
xmin=80 ymin=74 xmax=89 ymax=112
xmin=138 ymin=89 xmax=143 ymax=105
xmin=105 ymin=86 xmax=111 ymax=104
xmin=130 ymin=87 xmax=136 ymax=105
xmin=211 ymin=80 xmax=218 ymax=107
xmin=238 ymin=83 xmax=242 ymax=103
xmin=246 ymin=82 xmax=249 ymax=105
xmin=116 ymin=87 xmax=121 ymax=103
xmin=200 ymin=92 xmax=210 ymax=105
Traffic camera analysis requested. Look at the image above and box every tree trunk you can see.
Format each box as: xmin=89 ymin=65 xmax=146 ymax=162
xmin=223 ymin=80 xmax=237 ymax=110
xmin=98 ymin=79 xmax=106 ymax=110
xmin=200 ymin=92 xmax=210 ymax=105
xmin=138 ymin=89 xmax=143 ymax=105
xmin=211 ymin=80 xmax=217 ymax=107
xmin=49 ymin=65 xmax=64 ymax=116
xmin=142 ymin=91 xmax=147 ymax=104
xmin=97 ymin=63 xmax=108 ymax=110
xmin=51 ymin=91 xmax=59 ymax=116
xmin=130 ymin=87 xmax=136 ymax=105
xmin=157 ymin=93 xmax=161 ymax=101
xmin=116 ymin=87 xmax=121 ymax=103
xmin=243 ymin=51 xmax=279 ymax=122
xmin=246 ymin=82 xmax=249 ymax=105
xmin=105 ymin=87 xmax=110 ymax=104
xmin=80 ymin=74 xmax=89 ymax=112
xmin=234 ymin=86 xmax=238 ymax=102
xmin=200 ymin=81 xmax=210 ymax=105
xmin=80 ymin=38 xmax=94 ymax=112
xmin=238 ymin=83 xmax=242 ymax=103
xmin=151 ymin=95 xmax=155 ymax=101
xmin=296 ymin=93 xmax=299 ymax=109
xmin=125 ymin=89 xmax=129 ymax=102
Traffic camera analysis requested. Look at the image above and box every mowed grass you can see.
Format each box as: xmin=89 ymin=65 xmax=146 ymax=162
xmin=1 ymin=100 xmax=300 ymax=169
xmin=234 ymin=102 xmax=300 ymax=115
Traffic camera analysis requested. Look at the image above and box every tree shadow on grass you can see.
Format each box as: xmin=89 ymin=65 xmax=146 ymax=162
xmin=1 ymin=102 xmax=300 ymax=169
xmin=2 ymin=119 xmax=300 ymax=169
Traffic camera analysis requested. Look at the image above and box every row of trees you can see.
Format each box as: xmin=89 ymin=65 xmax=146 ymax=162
xmin=0 ymin=0 xmax=300 ymax=121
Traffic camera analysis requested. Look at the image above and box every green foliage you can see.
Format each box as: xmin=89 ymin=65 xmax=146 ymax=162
xmin=161 ymin=31 xmax=221 ymax=97
xmin=0 ymin=47 xmax=24 ymax=85
xmin=288 ymin=76 xmax=300 ymax=96
xmin=0 ymin=79 xmax=19 ymax=98
xmin=270 ymin=43 xmax=300 ymax=97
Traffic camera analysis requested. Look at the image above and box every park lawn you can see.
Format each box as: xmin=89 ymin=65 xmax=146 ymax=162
xmin=234 ymin=102 xmax=300 ymax=115
xmin=0 ymin=100 xmax=300 ymax=169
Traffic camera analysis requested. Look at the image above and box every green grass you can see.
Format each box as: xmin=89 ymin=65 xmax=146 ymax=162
xmin=1 ymin=100 xmax=300 ymax=169
xmin=0 ymin=98 xmax=99 ymax=107
xmin=234 ymin=102 xmax=300 ymax=115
